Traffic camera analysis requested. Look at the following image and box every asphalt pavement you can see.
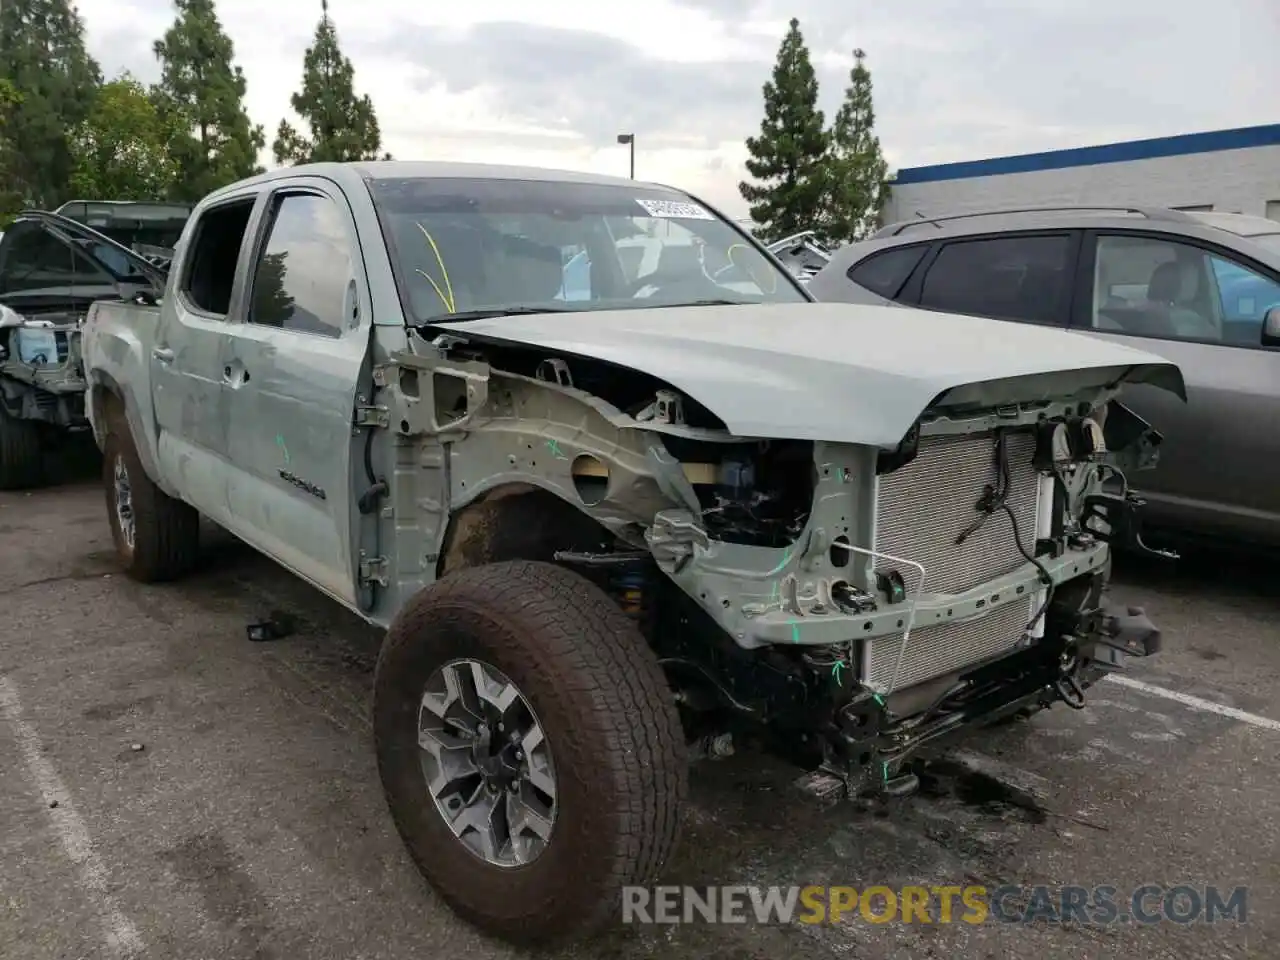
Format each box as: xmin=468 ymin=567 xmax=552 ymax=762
xmin=1 ymin=456 xmax=1276 ymax=960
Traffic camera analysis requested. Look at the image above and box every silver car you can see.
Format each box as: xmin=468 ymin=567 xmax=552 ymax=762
xmin=808 ymin=206 xmax=1280 ymax=548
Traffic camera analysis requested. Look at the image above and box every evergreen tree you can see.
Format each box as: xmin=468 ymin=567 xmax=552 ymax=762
xmin=0 ymin=79 xmax=23 ymax=221
xmin=0 ymin=0 xmax=101 ymax=209
xmin=69 ymin=74 xmax=181 ymax=200
xmin=738 ymin=18 xmax=828 ymax=244
xmin=825 ymin=49 xmax=890 ymax=244
xmin=152 ymin=0 xmax=265 ymax=202
xmin=273 ymin=0 xmax=389 ymax=165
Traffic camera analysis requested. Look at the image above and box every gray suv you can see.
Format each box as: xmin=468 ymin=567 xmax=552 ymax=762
xmin=807 ymin=206 xmax=1280 ymax=548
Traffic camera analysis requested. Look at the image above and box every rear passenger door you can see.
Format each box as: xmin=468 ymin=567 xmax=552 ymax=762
xmin=151 ymin=191 xmax=261 ymax=525
xmin=1070 ymin=230 xmax=1280 ymax=538
xmin=900 ymin=232 xmax=1081 ymax=327
xmin=220 ymin=178 xmax=372 ymax=607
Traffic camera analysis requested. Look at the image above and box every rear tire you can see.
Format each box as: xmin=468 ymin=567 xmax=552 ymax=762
xmin=102 ymin=417 xmax=200 ymax=582
xmin=374 ymin=560 xmax=687 ymax=945
xmin=0 ymin=403 xmax=44 ymax=490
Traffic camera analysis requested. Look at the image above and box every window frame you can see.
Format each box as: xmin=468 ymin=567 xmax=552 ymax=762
xmin=845 ymin=242 xmax=931 ymax=300
xmin=897 ymin=229 xmax=1082 ymax=328
xmin=1069 ymin=228 xmax=1280 ymax=351
xmin=177 ymin=192 xmax=263 ymax=321
xmin=242 ymin=185 xmax=363 ymax=340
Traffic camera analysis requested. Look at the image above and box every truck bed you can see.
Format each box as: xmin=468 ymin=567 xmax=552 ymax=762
xmin=81 ymin=299 xmax=164 ymax=476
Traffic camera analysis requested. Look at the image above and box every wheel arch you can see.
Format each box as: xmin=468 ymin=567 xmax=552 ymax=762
xmin=88 ymin=372 xmax=171 ymax=494
xmin=436 ymin=481 xmax=621 ymax=581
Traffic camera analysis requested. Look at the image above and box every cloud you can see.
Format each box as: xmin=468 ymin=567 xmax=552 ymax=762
xmin=74 ymin=0 xmax=1280 ymax=218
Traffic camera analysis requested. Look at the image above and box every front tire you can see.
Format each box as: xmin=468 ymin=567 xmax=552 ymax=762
xmin=0 ymin=403 xmax=44 ymax=490
xmin=102 ymin=422 xmax=200 ymax=582
xmin=373 ymin=560 xmax=687 ymax=945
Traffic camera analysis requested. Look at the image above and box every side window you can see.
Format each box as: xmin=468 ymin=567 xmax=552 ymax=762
xmin=0 ymin=222 xmax=112 ymax=294
xmin=1091 ymin=234 xmax=1280 ymax=345
xmin=248 ymin=193 xmax=354 ymax=337
xmin=918 ymin=235 xmax=1073 ymax=325
xmin=181 ymin=199 xmax=255 ymax=316
xmin=847 ymin=245 xmax=927 ymax=299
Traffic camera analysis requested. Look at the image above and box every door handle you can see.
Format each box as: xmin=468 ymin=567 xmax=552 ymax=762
xmin=152 ymin=346 xmax=175 ymax=363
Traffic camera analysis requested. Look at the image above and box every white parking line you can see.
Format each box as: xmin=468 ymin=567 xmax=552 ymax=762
xmin=0 ymin=676 xmax=144 ymax=959
xmin=1105 ymin=674 xmax=1280 ymax=732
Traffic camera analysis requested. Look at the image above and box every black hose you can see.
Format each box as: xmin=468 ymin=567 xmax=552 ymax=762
xmin=357 ymin=393 xmax=388 ymax=515
xmin=955 ymin=429 xmax=1055 ymax=634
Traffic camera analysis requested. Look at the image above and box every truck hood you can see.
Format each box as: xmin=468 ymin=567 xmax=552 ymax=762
xmin=435 ymin=301 xmax=1186 ymax=447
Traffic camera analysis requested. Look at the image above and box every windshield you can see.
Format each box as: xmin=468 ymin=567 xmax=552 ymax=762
xmin=366 ymin=176 xmax=806 ymax=323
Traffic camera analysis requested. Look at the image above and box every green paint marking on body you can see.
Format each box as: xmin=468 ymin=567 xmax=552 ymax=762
xmin=831 ymin=660 xmax=845 ymax=685
xmin=767 ymin=544 xmax=796 ymax=577
xmin=275 ymin=434 xmax=290 ymax=465
xmin=546 ymin=438 xmax=568 ymax=460
xmin=790 ymin=622 xmax=800 ymax=644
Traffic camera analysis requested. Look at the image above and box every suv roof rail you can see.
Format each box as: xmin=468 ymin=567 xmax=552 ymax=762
xmin=872 ymin=205 xmax=1194 ymax=238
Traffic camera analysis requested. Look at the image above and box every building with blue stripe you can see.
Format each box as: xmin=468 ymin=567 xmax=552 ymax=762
xmin=883 ymin=123 xmax=1280 ymax=225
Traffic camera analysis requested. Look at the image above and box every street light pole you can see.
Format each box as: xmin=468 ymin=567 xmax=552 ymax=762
xmin=616 ymin=133 xmax=635 ymax=179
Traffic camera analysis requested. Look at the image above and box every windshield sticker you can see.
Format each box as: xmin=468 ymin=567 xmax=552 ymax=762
xmin=635 ymin=198 xmax=714 ymax=220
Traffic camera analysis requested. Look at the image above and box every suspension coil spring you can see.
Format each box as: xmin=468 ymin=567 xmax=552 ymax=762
xmin=613 ymin=569 xmax=647 ymax=618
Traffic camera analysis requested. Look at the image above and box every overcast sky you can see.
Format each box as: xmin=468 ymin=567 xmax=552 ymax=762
xmin=77 ymin=0 xmax=1279 ymax=218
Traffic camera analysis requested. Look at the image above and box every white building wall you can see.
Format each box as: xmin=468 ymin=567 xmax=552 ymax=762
xmin=883 ymin=144 xmax=1280 ymax=225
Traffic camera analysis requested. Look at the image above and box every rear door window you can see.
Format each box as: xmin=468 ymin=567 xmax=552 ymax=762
xmin=1090 ymin=233 xmax=1280 ymax=346
xmin=917 ymin=234 xmax=1075 ymax=325
xmin=847 ymin=244 xmax=928 ymax=299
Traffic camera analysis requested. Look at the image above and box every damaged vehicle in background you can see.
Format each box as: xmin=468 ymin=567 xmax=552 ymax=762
xmin=807 ymin=205 xmax=1280 ymax=548
xmin=0 ymin=210 xmax=166 ymax=489
xmin=54 ymin=199 xmax=192 ymax=270
xmin=81 ymin=162 xmax=1183 ymax=945
xmin=765 ymin=228 xmax=831 ymax=283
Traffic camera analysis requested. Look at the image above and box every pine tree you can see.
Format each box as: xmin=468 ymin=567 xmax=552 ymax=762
xmin=825 ymin=49 xmax=890 ymax=244
xmin=0 ymin=0 xmax=102 ymax=209
xmin=0 ymin=79 xmax=23 ymax=221
xmin=152 ymin=0 xmax=265 ymax=202
xmin=273 ymin=0 xmax=389 ymax=165
xmin=738 ymin=18 xmax=828 ymax=244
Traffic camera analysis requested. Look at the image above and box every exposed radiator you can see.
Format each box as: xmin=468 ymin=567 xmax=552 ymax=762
xmin=863 ymin=596 xmax=1034 ymax=691
xmin=865 ymin=430 xmax=1041 ymax=690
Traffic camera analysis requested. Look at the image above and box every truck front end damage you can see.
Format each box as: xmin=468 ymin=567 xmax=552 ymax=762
xmin=0 ymin=306 xmax=88 ymax=427
xmin=384 ymin=313 xmax=1181 ymax=798
xmin=641 ymin=411 xmax=1165 ymax=796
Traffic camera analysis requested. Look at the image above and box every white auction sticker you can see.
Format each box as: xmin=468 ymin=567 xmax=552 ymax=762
xmin=635 ymin=198 xmax=714 ymax=220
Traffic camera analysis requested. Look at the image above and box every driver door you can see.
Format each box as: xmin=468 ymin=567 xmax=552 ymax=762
xmin=219 ymin=179 xmax=372 ymax=607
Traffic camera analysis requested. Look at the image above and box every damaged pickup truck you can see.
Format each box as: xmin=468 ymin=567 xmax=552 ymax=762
xmin=81 ymin=161 xmax=1185 ymax=945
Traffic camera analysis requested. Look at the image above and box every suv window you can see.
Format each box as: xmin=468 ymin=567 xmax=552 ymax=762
xmin=918 ymin=234 xmax=1073 ymax=325
xmin=248 ymin=193 xmax=354 ymax=338
xmin=182 ymin=199 xmax=255 ymax=316
xmin=0 ymin=222 xmax=113 ymax=294
xmin=1090 ymin=234 xmax=1280 ymax=346
xmin=848 ymin=245 xmax=927 ymax=298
